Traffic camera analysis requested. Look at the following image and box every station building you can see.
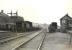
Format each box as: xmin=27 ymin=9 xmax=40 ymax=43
xmin=0 ymin=10 xmax=25 ymax=32
xmin=60 ymin=14 xmax=72 ymax=32
xmin=0 ymin=10 xmax=37 ymax=32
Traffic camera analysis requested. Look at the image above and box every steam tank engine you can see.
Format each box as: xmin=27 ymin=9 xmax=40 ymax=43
xmin=48 ymin=22 xmax=57 ymax=33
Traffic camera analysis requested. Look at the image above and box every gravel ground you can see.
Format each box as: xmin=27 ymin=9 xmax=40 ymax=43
xmin=41 ymin=32 xmax=72 ymax=50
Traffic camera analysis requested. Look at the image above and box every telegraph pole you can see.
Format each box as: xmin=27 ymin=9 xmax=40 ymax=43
xmin=7 ymin=10 xmax=13 ymax=16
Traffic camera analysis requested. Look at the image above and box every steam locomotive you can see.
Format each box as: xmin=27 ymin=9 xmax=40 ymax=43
xmin=48 ymin=22 xmax=57 ymax=33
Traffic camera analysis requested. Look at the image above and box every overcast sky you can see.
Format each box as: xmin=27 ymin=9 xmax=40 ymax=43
xmin=0 ymin=0 xmax=72 ymax=25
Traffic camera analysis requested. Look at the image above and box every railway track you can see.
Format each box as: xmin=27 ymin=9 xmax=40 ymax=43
xmin=14 ymin=30 xmax=44 ymax=50
xmin=0 ymin=30 xmax=43 ymax=50
xmin=0 ymin=33 xmax=17 ymax=40
xmin=0 ymin=31 xmax=39 ymax=44
xmin=1 ymin=30 xmax=71 ymax=50
xmin=0 ymin=31 xmax=11 ymax=40
xmin=13 ymin=29 xmax=46 ymax=50
xmin=38 ymin=31 xmax=46 ymax=50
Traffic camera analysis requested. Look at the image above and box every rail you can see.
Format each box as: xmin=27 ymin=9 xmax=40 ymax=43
xmin=38 ymin=31 xmax=46 ymax=50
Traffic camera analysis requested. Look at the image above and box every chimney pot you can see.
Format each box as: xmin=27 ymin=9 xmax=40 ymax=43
xmin=1 ymin=10 xmax=4 ymax=13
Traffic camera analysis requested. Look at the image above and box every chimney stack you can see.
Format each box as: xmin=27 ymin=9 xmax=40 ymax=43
xmin=1 ymin=10 xmax=4 ymax=13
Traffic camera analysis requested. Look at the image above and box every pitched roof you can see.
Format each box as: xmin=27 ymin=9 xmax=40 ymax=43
xmin=0 ymin=12 xmax=9 ymax=17
xmin=0 ymin=12 xmax=10 ymax=24
xmin=10 ymin=16 xmax=24 ymax=23
xmin=60 ymin=14 xmax=72 ymax=20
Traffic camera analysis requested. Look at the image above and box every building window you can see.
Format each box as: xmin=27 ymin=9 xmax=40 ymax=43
xmin=69 ymin=20 xmax=72 ymax=24
xmin=62 ymin=20 xmax=66 ymax=24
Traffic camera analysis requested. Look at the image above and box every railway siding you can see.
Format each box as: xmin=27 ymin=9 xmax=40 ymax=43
xmin=0 ymin=30 xmax=42 ymax=50
xmin=0 ymin=31 xmax=37 ymax=44
xmin=15 ymin=31 xmax=45 ymax=50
